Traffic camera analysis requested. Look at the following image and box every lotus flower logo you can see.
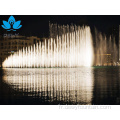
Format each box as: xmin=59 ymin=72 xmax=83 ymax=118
xmin=1 ymin=16 xmax=22 ymax=31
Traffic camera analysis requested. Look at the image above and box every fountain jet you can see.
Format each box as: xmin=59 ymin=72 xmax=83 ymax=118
xmin=2 ymin=25 xmax=94 ymax=68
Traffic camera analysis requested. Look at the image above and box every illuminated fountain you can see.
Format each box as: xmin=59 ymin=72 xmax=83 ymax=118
xmin=94 ymin=28 xmax=118 ymax=66
xmin=2 ymin=25 xmax=94 ymax=68
xmin=2 ymin=23 xmax=118 ymax=68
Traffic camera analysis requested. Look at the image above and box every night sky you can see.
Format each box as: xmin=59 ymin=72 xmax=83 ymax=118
xmin=0 ymin=15 xmax=120 ymax=40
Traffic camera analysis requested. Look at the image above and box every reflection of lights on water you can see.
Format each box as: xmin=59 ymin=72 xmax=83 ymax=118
xmin=3 ymin=68 xmax=94 ymax=104
xmin=3 ymin=26 xmax=94 ymax=68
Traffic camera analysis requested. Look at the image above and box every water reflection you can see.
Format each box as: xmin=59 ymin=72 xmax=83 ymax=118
xmin=92 ymin=67 xmax=120 ymax=105
xmin=2 ymin=67 xmax=120 ymax=105
xmin=2 ymin=68 xmax=94 ymax=105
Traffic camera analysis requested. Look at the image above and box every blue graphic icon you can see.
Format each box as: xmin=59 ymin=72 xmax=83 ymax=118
xmin=1 ymin=16 xmax=22 ymax=31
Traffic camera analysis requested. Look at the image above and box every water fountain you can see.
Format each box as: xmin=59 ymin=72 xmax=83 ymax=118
xmin=2 ymin=24 xmax=94 ymax=68
xmin=94 ymin=28 xmax=118 ymax=66
xmin=2 ymin=23 xmax=118 ymax=68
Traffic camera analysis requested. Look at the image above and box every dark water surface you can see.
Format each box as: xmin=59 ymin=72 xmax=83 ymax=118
xmin=0 ymin=67 xmax=120 ymax=105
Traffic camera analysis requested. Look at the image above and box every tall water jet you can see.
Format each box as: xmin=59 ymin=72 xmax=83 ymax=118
xmin=94 ymin=28 xmax=118 ymax=66
xmin=2 ymin=24 xmax=94 ymax=68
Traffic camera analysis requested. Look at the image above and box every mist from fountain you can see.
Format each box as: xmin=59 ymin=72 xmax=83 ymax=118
xmin=94 ymin=28 xmax=118 ymax=66
xmin=2 ymin=24 xmax=94 ymax=68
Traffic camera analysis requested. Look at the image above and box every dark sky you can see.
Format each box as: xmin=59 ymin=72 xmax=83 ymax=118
xmin=0 ymin=15 xmax=120 ymax=39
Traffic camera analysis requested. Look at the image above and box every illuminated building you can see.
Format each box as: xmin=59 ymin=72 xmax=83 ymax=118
xmin=0 ymin=35 xmax=40 ymax=67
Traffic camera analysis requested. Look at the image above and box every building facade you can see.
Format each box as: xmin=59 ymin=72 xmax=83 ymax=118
xmin=0 ymin=35 xmax=40 ymax=67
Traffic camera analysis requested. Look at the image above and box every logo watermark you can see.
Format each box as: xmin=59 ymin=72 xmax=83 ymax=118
xmin=3 ymin=33 xmax=19 ymax=38
xmin=59 ymin=105 xmax=111 ymax=110
xmin=1 ymin=16 xmax=22 ymax=31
